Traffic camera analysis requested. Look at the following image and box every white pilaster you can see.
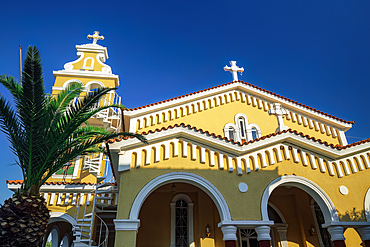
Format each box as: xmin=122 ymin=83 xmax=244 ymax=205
xmin=255 ymin=225 xmax=271 ymax=241
xmin=327 ymin=226 xmax=345 ymax=241
xmin=221 ymin=225 xmax=237 ymax=241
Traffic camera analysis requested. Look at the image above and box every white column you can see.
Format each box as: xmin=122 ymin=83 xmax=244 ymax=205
xmin=221 ymin=226 xmax=237 ymax=241
xmin=276 ymin=225 xmax=289 ymax=247
xmin=188 ymin=203 xmax=194 ymax=247
xmin=327 ymin=226 xmax=345 ymax=241
xmin=255 ymin=225 xmax=271 ymax=241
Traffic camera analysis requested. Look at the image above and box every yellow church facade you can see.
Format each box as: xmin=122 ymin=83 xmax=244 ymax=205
xmin=7 ymin=33 xmax=370 ymax=247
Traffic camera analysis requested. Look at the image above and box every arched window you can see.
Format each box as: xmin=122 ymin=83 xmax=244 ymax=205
xmin=251 ymin=127 xmax=258 ymax=140
xmin=238 ymin=117 xmax=246 ymax=139
xmin=229 ymin=127 xmax=235 ymax=140
xmin=171 ymin=194 xmax=194 ymax=247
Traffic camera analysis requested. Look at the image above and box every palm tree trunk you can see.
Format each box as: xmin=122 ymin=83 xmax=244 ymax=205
xmin=0 ymin=193 xmax=50 ymax=247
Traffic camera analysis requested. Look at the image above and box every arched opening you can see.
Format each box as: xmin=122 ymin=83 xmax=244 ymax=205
xmin=136 ymin=182 xmax=223 ymax=247
xmin=262 ymin=176 xmax=339 ymax=247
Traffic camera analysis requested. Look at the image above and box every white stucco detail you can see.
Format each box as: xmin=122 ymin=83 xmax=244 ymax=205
xmin=339 ymin=185 xmax=349 ymax=195
xmin=261 ymin=175 xmax=339 ymax=224
xmin=128 ymin=172 xmax=232 ymax=222
xmin=49 ymin=212 xmax=77 ymax=226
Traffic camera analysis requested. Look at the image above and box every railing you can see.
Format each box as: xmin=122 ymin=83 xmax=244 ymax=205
xmin=95 ymin=214 xmax=109 ymax=247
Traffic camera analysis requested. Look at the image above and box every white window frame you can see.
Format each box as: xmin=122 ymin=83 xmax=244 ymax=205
xmin=170 ymin=193 xmax=194 ymax=247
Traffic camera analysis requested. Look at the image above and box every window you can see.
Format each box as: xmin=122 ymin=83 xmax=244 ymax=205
xmin=229 ymin=127 xmax=235 ymax=140
xmin=239 ymin=117 xmax=246 ymax=138
xmin=175 ymin=199 xmax=188 ymax=247
xmin=239 ymin=229 xmax=259 ymax=247
xmin=171 ymin=194 xmax=194 ymax=247
xmin=251 ymin=128 xmax=258 ymax=140
xmin=224 ymin=114 xmax=262 ymax=142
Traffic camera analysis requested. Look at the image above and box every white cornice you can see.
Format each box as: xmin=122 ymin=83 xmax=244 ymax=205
xmin=123 ymin=82 xmax=352 ymax=130
xmin=7 ymin=183 xmax=96 ymax=193
xmin=108 ymin=126 xmax=370 ymax=160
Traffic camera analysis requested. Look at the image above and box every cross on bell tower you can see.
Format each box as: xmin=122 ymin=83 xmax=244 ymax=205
xmin=224 ymin=61 xmax=244 ymax=81
xmin=87 ymin=31 xmax=105 ymax=45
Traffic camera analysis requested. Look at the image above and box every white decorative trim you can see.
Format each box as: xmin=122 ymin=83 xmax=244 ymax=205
xmin=48 ymin=227 xmax=60 ymax=247
xmin=339 ymin=185 xmax=349 ymax=195
xmin=123 ymin=81 xmax=352 ymax=130
xmin=170 ymin=194 xmax=194 ymax=247
xmin=327 ymin=226 xmax=345 ymax=241
xmin=238 ymin=183 xmax=248 ymax=193
xmin=275 ymin=224 xmax=289 ymax=247
xmin=63 ymin=51 xmax=84 ymax=71
xmin=268 ymin=202 xmax=287 ymax=223
xmin=113 ymin=219 xmax=140 ymax=231
xmin=218 ymin=220 xmax=274 ymax=228
xmin=261 ymin=175 xmax=339 ymax=224
xmin=82 ymin=57 xmax=94 ymax=70
xmin=255 ymin=225 xmax=271 ymax=241
xmin=96 ymin=54 xmax=112 ymax=74
xmin=109 ymin=127 xmax=370 ymax=178
xmin=221 ymin=225 xmax=237 ymax=241
xmin=60 ymin=234 xmax=69 ymax=247
xmin=49 ymin=212 xmax=77 ymax=226
xmin=61 ymin=79 xmax=84 ymax=90
xmin=129 ymin=172 xmax=231 ymax=222
xmin=365 ymin=187 xmax=370 ymax=222
xmin=84 ymin=80 xmax=105 ymax=91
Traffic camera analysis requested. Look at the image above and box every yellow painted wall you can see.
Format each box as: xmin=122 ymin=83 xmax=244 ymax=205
xmin=52 ymin=75 xmax=116 ymax=92
xmin=70 ymin=51 xmax=105 ymax=71
xmin=136 ymin=183 xmax=223 ymax=247
xmin=118 ymin=141 xmax=370 ymax=221
xmin=136 ymin=95 xmax=340 ymax=146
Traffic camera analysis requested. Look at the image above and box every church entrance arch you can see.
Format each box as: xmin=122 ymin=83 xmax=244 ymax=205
xmin=261 ymin=175 xmax=339 ymax=224
xmin=129 ymin=172 xmax=231 ymax=222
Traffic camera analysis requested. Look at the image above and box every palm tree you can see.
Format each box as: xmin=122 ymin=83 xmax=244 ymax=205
xmin=0 ymin=45 xmax=147 ymax=246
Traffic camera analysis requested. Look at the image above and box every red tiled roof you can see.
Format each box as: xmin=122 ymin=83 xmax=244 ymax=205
xmin=6 ymin=180 xmax=95 ymax=185
xmin=123 ymin=80 xmax=354 ymax=124
xmin=107 ymin=123 xmax=370 ymax=150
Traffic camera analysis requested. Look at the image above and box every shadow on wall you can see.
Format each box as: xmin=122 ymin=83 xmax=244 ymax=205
xmin=337 ymin=208 xmax=368 ymax=222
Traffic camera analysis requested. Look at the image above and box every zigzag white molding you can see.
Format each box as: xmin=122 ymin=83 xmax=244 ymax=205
xmin=128 ymin=90 xmax=341 ymax=141
xmin=125 ymin=82 xmax=352 ymax=130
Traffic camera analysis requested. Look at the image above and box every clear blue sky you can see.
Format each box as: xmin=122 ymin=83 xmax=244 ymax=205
xmin=1 ymin=1 xmax=370 ymax=202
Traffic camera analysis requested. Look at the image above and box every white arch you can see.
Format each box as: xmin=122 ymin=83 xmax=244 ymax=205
xmin=49 ymin=212 xmax=77 ymax=226
xmin=261 ymin=175 xmax=339 ymax=223
xmin=60 ymin=234 xmax=70 ymax=247
xmin=364 ymin=187 xmax=370 ymax=221
xmin=46 ymin=227 xmax=59 ymax=247
xmin=62 ymin=79 xmax=83 ymax=89
xmin=172 ymin=193 xmax=193 ymax=203
xmin=268 ymin=202 xmax=287 ymax=224
xmin=85 ymin=80 xmax=105 ymax=91
xmin=129 ymin=172 xmax=231 ymax=221
xmin=234 ymin=113 xmax=249 ymax=126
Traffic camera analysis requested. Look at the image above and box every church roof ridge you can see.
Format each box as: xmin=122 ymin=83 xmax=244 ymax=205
xmin=124 ymin=80 xmax=354 ymax=125
xmin=107 ymin=123 xmax=368 ymax=150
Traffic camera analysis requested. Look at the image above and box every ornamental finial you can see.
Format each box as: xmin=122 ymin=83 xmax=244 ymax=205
xmin=87 ymin=31 xmax=104 ymax=45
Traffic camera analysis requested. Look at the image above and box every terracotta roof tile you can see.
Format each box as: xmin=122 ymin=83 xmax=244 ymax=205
xmin=107 ymin=123 xmax=369 ymax=150
xmin=6 ymin=180 xmax=95 ymax=185
xmin=123 ymin=80 xmax=354 ymax=124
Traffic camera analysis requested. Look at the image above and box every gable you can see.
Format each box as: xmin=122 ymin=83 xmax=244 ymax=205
xmin=125 ymin=82 xmax=349 ymax=146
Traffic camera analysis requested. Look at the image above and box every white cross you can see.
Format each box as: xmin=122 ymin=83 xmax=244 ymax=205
xmin=224 ymin=61 xmax=244 ymax=81
xmin=268 ymin=103 xmax=290 ymax=132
